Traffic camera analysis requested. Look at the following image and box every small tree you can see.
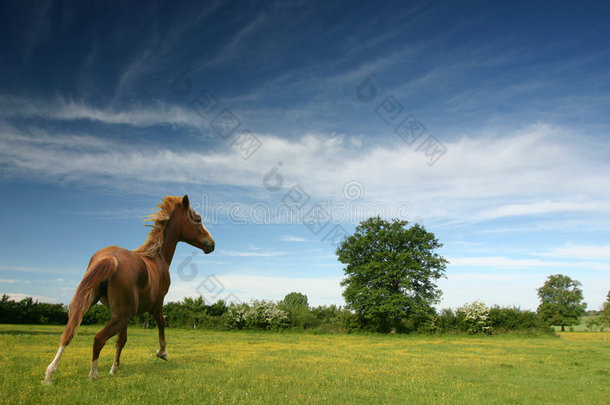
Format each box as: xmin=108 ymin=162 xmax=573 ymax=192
xmin=279 ymin=292 xmax=315 ymax=329
xmin=337 ymin=217 xmax=447 ymax=332
xmin=537 ymin=274 xmax=587 ymax=332
xmin=601 ymin=290 xmax=610 ymax=328
xmin=282 ymin=292 xmax=309 ymax=308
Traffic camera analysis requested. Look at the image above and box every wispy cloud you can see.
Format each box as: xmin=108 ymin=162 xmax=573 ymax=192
xmin=448 ymin=256 xmax=610 ymax=271
xmin=281 ymin=235 xmax=313 ymax=242
xmin=111 ymin=0 xmax=224 ymax=102
xmin=0 ymin=264 xmax=81 ymax=276
xmin=0 ymin=96 xmax=204 ymax=129
xmin=72 ymin=208 xmax=152 ymax=220
xmin=22 ymin=0 xmax=53 ymax=60
xmin=219 ymin=250 xmax=288 ymax=257
xmin=475 ymin=201 xmax=610 ymax=222
xmin=200 ymin=12 xmax=269 ymax=68
xmin=534 ymin=243 xmax=610 ymax=261
xmin=1 ymin=119 xmax=609 ymax=227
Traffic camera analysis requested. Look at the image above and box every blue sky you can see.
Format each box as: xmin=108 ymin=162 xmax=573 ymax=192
xmin=1 ymin=0 xmax=609 ymax=310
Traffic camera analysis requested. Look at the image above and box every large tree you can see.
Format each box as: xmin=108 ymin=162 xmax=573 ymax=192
xmin=337 ymin=217 xmax=447 ymax=332
xmin=536 ymin=274 xmax=587 ymax=332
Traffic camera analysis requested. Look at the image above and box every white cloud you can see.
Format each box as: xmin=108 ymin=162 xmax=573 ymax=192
xmin=476 ymin=201 xmax=610 ymax=221
xmin=535 ymin=243 xmax=610 ymax=261
xmin=448 ymin=256 xmax=610 ymax=271
xmin=167 ymin=274 xmax=345 ymax=306
xmin=4 ymin=293 xmax=60 ymax=303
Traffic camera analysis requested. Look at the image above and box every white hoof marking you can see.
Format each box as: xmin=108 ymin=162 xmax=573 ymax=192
xmin=43 ymin=345 xmax=66 ymax=385
xmin=89 ymin=359 xmax=99 ymax=380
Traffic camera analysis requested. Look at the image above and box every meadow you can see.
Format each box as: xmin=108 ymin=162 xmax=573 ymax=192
xmin=0 ymin=325 xmax=607 ymax=404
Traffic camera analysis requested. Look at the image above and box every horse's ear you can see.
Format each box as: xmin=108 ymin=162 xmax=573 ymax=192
xmin=182 ymin=195 xmax=190 ymax=208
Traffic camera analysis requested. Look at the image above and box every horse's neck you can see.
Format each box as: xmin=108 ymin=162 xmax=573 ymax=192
xmin=160 ymin=215 xmax=180 ymax=265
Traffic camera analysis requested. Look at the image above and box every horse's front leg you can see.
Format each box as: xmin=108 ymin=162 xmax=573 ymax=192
xmin=153 ymin=311 xmax=167 ymax=360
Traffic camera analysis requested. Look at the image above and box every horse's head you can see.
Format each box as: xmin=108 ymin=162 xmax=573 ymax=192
xmin=176 ymin=195 xmax=215 ymax=254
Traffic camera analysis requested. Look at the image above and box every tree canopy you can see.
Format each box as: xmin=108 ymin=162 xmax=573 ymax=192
xmin=337 ymin=217 xmax=447 ymax=332
xmin=282 ymin=292 xmax=309 ymax=308
xmin=536 ymin=274 xmax=587 ymax=331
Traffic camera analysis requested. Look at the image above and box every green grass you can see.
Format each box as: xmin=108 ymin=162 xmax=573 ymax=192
xmin=0 ymin=325 xmax=608 ymax=404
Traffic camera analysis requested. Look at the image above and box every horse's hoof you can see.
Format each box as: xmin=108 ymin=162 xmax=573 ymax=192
xmin=89 ymin=371 xmax=99 ymax=380
xmin=156 ymin=352 xmax=168 ymax=361
xmin=42 ymin=379 xmax=52 ymax=386
xmin=109 ymin=365 xmax=118 ymax=375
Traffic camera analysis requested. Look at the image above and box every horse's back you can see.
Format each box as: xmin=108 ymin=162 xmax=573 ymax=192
xmin=92 ymin=246 xmax=147 ymax=278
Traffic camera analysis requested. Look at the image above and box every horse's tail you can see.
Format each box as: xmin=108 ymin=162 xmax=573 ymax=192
xmin=60 ymin=257 xmax=118 ymax=346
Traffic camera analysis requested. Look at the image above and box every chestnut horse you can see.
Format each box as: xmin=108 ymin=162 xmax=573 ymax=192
xmin=43 ymin=195 xmax=214 ymax=384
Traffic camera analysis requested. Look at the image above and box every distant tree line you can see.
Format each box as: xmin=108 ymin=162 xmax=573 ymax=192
xmin=5 ymin=291 xmax=606 ymax=334
xmin=0 ymin=294 xmax=68 ymax=325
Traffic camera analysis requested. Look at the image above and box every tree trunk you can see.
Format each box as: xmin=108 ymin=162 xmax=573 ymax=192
xmin=561 ymin=324 xmax=565 ymax=332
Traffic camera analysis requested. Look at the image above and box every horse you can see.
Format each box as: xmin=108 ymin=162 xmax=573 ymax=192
xmin=43 ymin=195 xmax=214 ymax=384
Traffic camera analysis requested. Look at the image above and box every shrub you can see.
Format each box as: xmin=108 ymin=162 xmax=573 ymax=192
xmin=163 ymin=298 xmax=228 ymax=329
xmin=308 ymin=305 xmax=358 ymax=333
xmin=82 ymin=303 xmax=111 ymax=325
xmin=457 ymin=301 xmax=492 ymax=334
xmin=436 ymin=308 xmax=458 ymax=332
xmin=487 ymin=306 xmax=540 ymax=332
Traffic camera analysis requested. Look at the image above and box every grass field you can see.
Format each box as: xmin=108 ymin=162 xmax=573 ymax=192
xmin=0 ymin=325 xmax=608 ymax=404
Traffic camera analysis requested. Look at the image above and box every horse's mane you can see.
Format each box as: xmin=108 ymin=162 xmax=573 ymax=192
xmin=134 ymin=196 xmax=183 ymax=258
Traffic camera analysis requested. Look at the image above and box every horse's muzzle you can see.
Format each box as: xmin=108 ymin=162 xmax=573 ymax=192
xmin=203 ymin=239 xmax=215 ymax=254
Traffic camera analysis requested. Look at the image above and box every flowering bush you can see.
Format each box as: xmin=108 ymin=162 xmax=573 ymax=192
xmin=226 ymin=300 xmax=289 ymax=330
xmin=458 ymin=301 xmax=492 ymax=334
xmin=226 ymin=303 xmax=249 ymax=330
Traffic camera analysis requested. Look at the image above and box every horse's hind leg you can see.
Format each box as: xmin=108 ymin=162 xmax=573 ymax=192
xmin=109 ymin=325 xmax=127 ymax=375
xmin=43 ymin=344 xmax=67 ymax=385
xmin=44 ymin=284 xmax=103 ymax=384
xmin=89 ymin=317 xmax=128 ymax=380
xmin=153 ymin=311 xmax=167 ymax=360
